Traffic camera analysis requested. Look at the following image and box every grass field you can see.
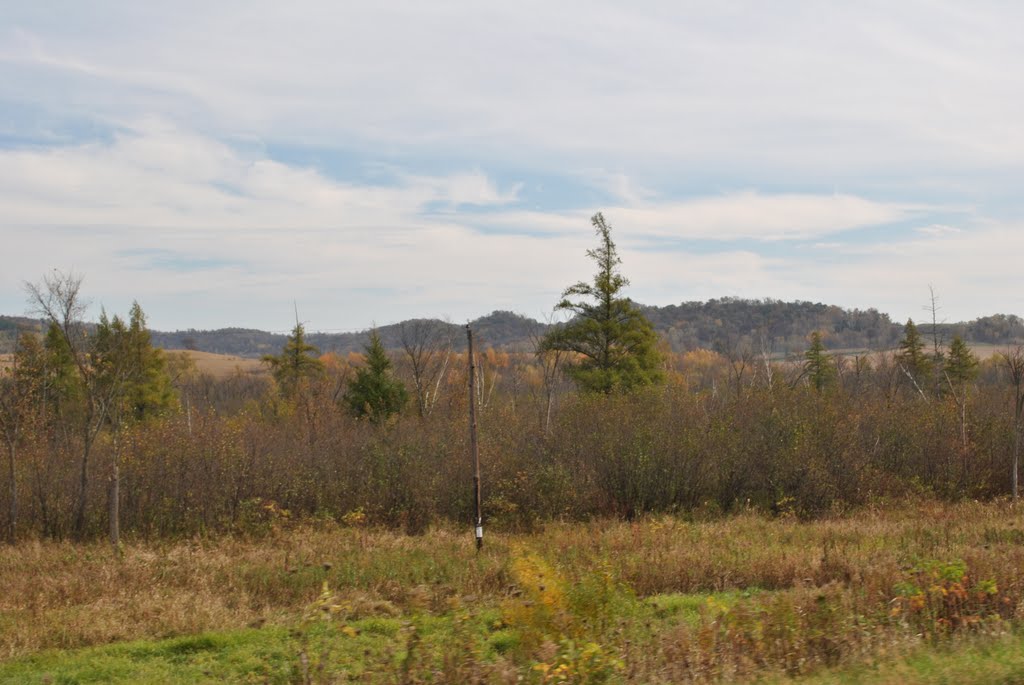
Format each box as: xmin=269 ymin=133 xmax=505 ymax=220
xmin=4 ymin=501 xmax=1024 ymax=683
xmin=164 ymin=349 xmax=267 ymax=378
xmin=0 ymin=349 xmax=266 ymax=379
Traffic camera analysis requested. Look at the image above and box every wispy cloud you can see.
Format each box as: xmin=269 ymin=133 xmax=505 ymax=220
xmin=2 ymin=3 xmax=1024 ymax=328
xmin=916 ymin=224 xmax=963 ymax=237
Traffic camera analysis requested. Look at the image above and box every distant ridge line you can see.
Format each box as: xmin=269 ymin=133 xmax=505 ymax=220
xmin=3 ymin=299 xmax=1022 ymax=359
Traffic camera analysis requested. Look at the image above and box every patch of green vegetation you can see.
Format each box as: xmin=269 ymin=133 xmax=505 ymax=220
xmin=486 ymin=628 xmax=519 ymax=655
xmin=776 ymin=632 xmax=1024 ymax=684
xmin=6 ymin=592 xmax=1024 ymax=684
xmin=0 ymin=628 xmax=298 ymax=685
xmin=647 ymin=588 xmax=761 ymax=624
xmin=354 ymin=617 xmax=402 ymax=637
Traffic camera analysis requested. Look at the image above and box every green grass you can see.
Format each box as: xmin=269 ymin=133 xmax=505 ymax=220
xmin=772 ymin=631 xmax=1024 ymax=684
xmin=0 ymin=607 xmax=532 ymax=684
xmin=6 ymin=606 xmax=1024 ymax=684
xmin=647 ymin=588 xmax=762 ymax=624
xmin=0 ymin=628 xmax=296 ymax=684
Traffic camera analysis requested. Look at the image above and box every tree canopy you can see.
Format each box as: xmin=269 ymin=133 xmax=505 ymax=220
xmin=944 ymin=336 xmax=979 ymax=389
xmin=542 ymin=212 xmax=663 ymax=393
xmin=897 ymin=318 xmax=932 ymax=391
xmin=344 ymin=330 xmax=408 ymax=422
xmin=803 ymin=331 xmax=835 ymax=392
xmin=262 ymin=322 xmax=325 ymax=397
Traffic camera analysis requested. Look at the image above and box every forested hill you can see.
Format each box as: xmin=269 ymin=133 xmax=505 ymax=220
xmin=3 ymin=299 xmax=1023 ymax=357
xmin=146 ymin=310 xmax=545 ymax=357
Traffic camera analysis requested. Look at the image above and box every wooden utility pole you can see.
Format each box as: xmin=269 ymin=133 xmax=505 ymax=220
xmin=467 ymin=325 xmax=483 ymax=550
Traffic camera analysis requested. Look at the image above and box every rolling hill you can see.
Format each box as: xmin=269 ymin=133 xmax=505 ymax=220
xmin=3 ymin=299 xmax=1022 ymax=358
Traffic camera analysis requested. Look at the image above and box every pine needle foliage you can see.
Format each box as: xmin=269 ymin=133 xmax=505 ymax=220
xmin=944 ymin=336 xmax=979 ymax=388
xmin=897 ymin=319 xmax=933 ymax=386
xmin=344 ymin=330 xmax=408 ymax=422
xmin=542 ymin=213 xmax=663 ymax=394
xmin=263 ymin=323 xmax=325 ymax=398
xmin=803 ymin=331 xmax=835 ymax=392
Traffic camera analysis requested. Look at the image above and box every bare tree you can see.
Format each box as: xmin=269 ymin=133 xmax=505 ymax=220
xmin=924 ymin=285 xmax=946 ymax=363
xmin=529 ymin=312 xmax=565 ymax=434
xmin=25 ymin=272 xmax=133 ymax=539
xmin=923 ymin=285 xmax=948 ymax=396
xmin=398 ymin=320 xmax=453 ymax=418
xmin=757 ymin=332 xmax=775 ymax=392
xmin=716 ymin=334 xmax=752 ymax=398
xmin=1002 ymin=346 xmax=1024 ymax=500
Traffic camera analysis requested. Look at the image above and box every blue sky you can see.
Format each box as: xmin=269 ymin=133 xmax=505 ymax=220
xmin=2 ymin=1 xmax=1023 ymax=332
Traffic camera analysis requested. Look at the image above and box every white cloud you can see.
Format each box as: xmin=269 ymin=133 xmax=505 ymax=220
xmin=916 ymin=224 xmax=962 ymax=237
xmin=0 ymin=121 xmax=1003 ymax=329
xmin=4 ymin=2 xmax=1024 ymax=174
xmin=401 ymin=171 xmax=522 ymax=207
xmin=0 ymin=124 xmax=585 ymax=328
xmin=613 ymin=193 xmax=916 ymax=241
xmin=473 ymin=192 xmax=915 ymax=241
xmin=610 ymin=220 xmax=1024 ymax=327
xmin=580 ymin=170 xmax=657 ymax=206
xmin=0 ymin=123 xmax=523 ymax=235
xmin=3 ymin=3 xmax=1024 ymax=329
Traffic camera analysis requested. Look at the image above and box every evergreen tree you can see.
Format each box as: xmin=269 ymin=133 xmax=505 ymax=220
xmin=943 ymin=336 xmax=979 ymax=389
xmin=262 ymin=322 xmax=325 ymax=397
xmin=542 ymin=212 xmax=663 ymax=393
xmin=344 ymin=330 xmax=408 ymax=422
xmin=123 ymin=302 xmax=175 ymax=421
xmin=896 ymin=318 xmax=932 ymax=391
xmin=43 ymin=321 xmax=80 ymax=408
xmin=803 ymin=331 xmax=835 ymax=392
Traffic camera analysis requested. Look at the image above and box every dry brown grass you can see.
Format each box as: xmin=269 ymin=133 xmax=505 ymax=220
xmin=3 ymin=349 xmax=264 ymax=378
xmin=165 ymin=349 xmax=267 ymax=379
xmin=4 ymin=500 xmax=1024 ymax=665
xmin=0 ymin=524 xmax=505 ymax=659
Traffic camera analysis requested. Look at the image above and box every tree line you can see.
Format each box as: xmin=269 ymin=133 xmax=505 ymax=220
xmin=4 ymin=216 xmax=1024 ymax=543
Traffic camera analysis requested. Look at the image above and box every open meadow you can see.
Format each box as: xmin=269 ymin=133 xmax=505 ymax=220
xmin=4 ymin=502 xmax=1024 ymax=684
xmin=0 ymin=349 xmax=266 ymax=379
xmin=165 ymin=350 xmax=267 ymax=379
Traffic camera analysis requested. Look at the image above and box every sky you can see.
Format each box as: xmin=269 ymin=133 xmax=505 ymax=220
xmin=2 ymin=1 xmax=1024 ymax=332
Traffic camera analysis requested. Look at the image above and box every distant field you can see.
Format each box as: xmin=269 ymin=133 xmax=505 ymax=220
xmin=757 ymin=342 xmax=1011 ymax=363
xmin=2 ymin=343 xmax=1013 ymax=378
xmin=0 ymin=350 xmax=265 ymax=379
xmin=164 ymin=349 xmax=266 ymax=379
xmin=961 ymin=343 xmax=1009 ymax=360
xmin=827 ymin=343 xmax=1008 ymax=361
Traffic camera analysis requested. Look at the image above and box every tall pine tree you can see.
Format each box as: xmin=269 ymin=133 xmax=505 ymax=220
xmin=897 ymin=318 xmax=932 ymax=394
xmin=123 ymin=302 xmax=175 ymax=421
xmin=803 ymin=331 xmax=835 ymax=392
xmin=542 ymin=213 xmax=663 ymax=394
xmin=344 ymin=331 xmax=408 ymax=422
xmin=262 ymin=322 xmax=325 ymax=398
xmin=944 ymin=336 xmax=979 ymax=389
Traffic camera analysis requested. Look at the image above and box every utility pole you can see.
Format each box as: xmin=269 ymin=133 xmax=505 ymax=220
xmin=467 ymin=324 xmax=483 ymax=550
